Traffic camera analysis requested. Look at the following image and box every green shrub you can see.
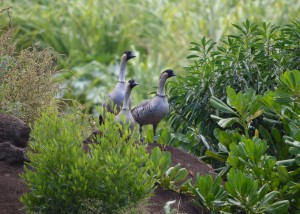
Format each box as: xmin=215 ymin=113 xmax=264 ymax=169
xmin=20 ymin=108 xmax=155 ymax=213
xmin=150 ymin=147 xmax=189 ymax=192
xmin=206 ymin=77 xmax=300 ymax=211
xmin=189 ymin=169 xmax=290 ymax=213
xmin=188 ymin=174 xmax=228 ymax=212
xmin=168 ymin=20 xmax=300 ymax=155
xmin=226 ymin=169 xmax=289 ymax=214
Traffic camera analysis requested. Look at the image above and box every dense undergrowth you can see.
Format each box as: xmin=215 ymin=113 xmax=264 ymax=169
xmin=21 ymin=108 xmax=155 ymax=213
xmin=168 ymin=20 xmax=300 ymax=212
xmin=168 ymin=20 xmax=300 ymax=154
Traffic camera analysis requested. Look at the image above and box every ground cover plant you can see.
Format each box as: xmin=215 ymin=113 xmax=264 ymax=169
xmin=21 ymin=108 xmax=155 ymax=213
xmin=177 ymin=72 xmax=300 ymax=213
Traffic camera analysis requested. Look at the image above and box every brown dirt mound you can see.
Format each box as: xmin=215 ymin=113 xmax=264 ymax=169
xmin=0 ymin=143 xmax=215 ymax=213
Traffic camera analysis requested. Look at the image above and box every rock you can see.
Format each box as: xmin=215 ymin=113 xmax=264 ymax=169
xmin=0 ymin=142 xmax=29 ymax=163
xmin=0 ymin=113 xmax=30 ymax=148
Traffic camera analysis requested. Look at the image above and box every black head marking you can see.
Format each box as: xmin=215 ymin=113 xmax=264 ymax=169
xmin=128 ymin=79 xmax=138 ymax=88
xmin=124 ymin=50 xmax=136 ymax=61
xmin=163 ymin=69 xmax=176 ymax=78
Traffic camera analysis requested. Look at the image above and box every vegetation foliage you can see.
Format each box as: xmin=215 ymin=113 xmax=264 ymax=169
xmin=168 ymin=20 xmax=300 ymax=155
xmin=1 ymin=0 xmax=299 ymax=110
xmin=21 ymin=108 xmax=155 ymax=213
xmin=0 ymin=28 xmax=58 ymax=124
xmin=1 ymin=1 xmax=300 ymax=213
xmin=151 ymin=147 xmax=189 ymax=191
xmin=167 ymin=19 xmax=300 ymax=213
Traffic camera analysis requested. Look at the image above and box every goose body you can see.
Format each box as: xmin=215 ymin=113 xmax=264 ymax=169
xmin=132 ymin=95 xmax=169 ymax=126
xmin=132 ymin=69 xmax=176 ymax=143
xmin=106 ymin=81 xmax=127 ymax=113
xmin=115 ymin=79 xmax=138 ymax=132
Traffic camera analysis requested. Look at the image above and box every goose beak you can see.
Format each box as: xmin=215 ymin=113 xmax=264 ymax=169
xmin=133 ymin=82 xmax=138 ymax=87
xmin=128 ymin=53 xmax=136 ymax=60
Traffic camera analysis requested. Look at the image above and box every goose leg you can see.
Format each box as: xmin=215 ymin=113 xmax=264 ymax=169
xmin=139 ymin=125 xmax=144 ymax=143
xmin=153 ymin=124 xmax=158 ymax=143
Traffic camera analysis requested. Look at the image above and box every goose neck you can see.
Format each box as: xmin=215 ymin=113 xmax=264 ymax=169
xmin=119 ymin=56 xmax=127 ymax=82
xmin=157 ymin=75 xmax=167 ymax=96
xmin=122 ymin=86 xmax=131 ymax=110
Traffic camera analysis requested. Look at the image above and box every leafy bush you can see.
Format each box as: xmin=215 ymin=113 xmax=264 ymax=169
xmin=0 ymin=27 xmax=58 ymax=124
xmin=150 ymin=147 xmax=189 ymax=192
xmin=188 ymin=174 xmax=228 ymax=212
xmin=226 ymin=169 xmax=289 ymax=214
xmin=189 ymin=169 xmax=290 ymax=213
xmin=205 ymin=72 xmax=300 ymax=211
xmin=168 ymin=20 xmax=300 ymax=155
xmin=209 ymin=71 xmax=300 ymax=159
xmin=21 ymin=108 xmax=155 ymax=213
xmin=210 ymin=87 xmax=262 ymax=138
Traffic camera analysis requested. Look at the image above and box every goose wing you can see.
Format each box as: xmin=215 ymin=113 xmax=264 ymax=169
xmin=132 ymin=98 xmax=157 ymax=125
xmin=132 ymin=99 xmax=151 ymax=113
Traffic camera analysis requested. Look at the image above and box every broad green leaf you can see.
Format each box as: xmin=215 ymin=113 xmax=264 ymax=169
xmin=280 ymin=70 xmax=300 ymax=94
xmin=264 ymin=200 xmax=290 ymax=213
xmin=210 ymin=96 xmax=238 ymax=115
xmin=277 ymin=166 xmax=290 ymax=182
xmin=256 ymin=184 xmax=271 ymax=203
xmin=151 ymin=147 xmax=162 ymax=166
xmin=217 ymin=117 xmax=241 ymax=128
xmin=205 ymin=150 xmax=227 ymax=162
xmin=285 ymin=139 xmax=300 ymax=148
xmin=165 ymin=167 xmax=175 ymax=177
xmin=173 ymin=168 xmax=189 ymax=182
xmin=226 ymin=87 xmax=256 ymax=116
xmin=168 ymin=164 xmax=181 ymax=180
xmin=276 ymin=159 xmax=295 ymax=167
xmin=289 ymin=147 xmax=300 ymax=155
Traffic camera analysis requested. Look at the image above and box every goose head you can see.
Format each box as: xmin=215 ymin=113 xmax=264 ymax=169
xmin=123 ymin=50 xmax=136 ymax=61
xmin=128 ymin=79 xmax=138 ymax=88
xmin=161 ymin=69 xmax=176 ymax=79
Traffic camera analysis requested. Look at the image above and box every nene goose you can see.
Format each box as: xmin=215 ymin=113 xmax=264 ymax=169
xmin=100 ymin=50 xmax=136 ymax=124
xmin=115 ymin=79 xmax=138 ymax=133
xmin=132 ymin=69 xmax=176 ymax=143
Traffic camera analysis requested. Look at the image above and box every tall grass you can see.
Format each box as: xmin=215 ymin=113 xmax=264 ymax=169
xmin=1 ymin=0 xmax=299 ymax=109
xmin=2 ymin=0 xmax=299 ymax=69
